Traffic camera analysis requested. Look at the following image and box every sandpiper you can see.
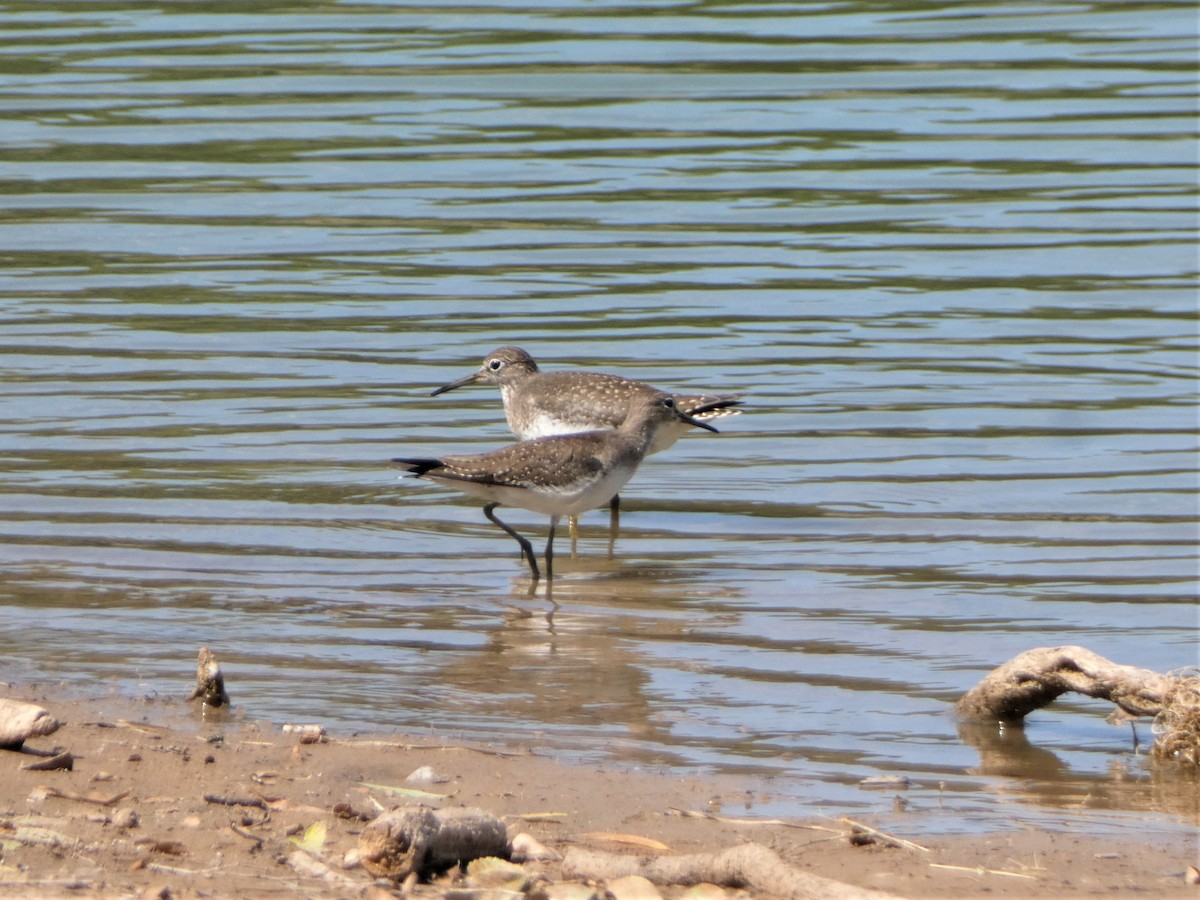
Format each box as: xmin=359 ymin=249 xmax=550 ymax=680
xmin=430 ymin=346 xmax=741 ymax=531
xmin=393 ymin=393 xmax=721 ymax=580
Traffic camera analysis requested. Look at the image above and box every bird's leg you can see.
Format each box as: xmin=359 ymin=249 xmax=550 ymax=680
xmin=607 ymin=493 xmax=621 ymax=557
xmin=545 ymin=516 xmax=560 ymax=581
xmin=568 ymin=514 xmax=579 ymax=556
xmin=484 ymin=503 xmax=540 ymax=580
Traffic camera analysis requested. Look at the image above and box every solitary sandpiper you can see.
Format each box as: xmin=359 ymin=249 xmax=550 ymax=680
xmin=393 ymin=393 xmax=722 ymax=580
xmin=430 ymin=346 xmax=741 ymax=532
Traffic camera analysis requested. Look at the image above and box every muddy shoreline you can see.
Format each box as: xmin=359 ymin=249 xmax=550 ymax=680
xmin=0 ymin=683 xmax=1195 ymax=898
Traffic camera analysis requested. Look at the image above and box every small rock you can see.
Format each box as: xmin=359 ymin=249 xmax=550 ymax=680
xmin=859 ymin=775 xmax=910 ymax=790
xmin=281 ymin=723 xmax=326 ymax=744
xmin=0 ymin=699 xmax=62 ymax=748
xmin=405 ymin=764 xmax=450 ymax=784
xmin=510 ymin=832 xmax=560 ymax=863
xmin=607 ymin=875 xmax=663 ymax=900
xmin=540 ymin=885 xmax=602 ymax=900
xmin=113 ymin=807 xmax=140 ymax=830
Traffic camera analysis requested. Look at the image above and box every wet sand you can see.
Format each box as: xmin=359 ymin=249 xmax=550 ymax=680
xmin=0 ymin=684 xmax=1195 ymax=899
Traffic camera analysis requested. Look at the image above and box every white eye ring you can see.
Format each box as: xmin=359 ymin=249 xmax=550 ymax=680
xmin=488 ymin=359 xmax=504 ymax=371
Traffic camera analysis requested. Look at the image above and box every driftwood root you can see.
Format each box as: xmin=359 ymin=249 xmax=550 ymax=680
xmin=358 ymin=806 xmax=509 ymax=882
xmin=185 ymin=646 xmax=230 ymax=708
xmin=1150 ymin=668 xmax=1200 ymax=766
xmin=955 ymin=646 xmax=1200 ymax=767
xmin=562 ymin=842 xmax=900 ymax=900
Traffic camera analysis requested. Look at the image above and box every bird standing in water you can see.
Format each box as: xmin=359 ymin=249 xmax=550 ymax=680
xmin=430 ymin=346 xmax=740 ymax=536
xmin=394 ymin=392 xmax=721 ymax=580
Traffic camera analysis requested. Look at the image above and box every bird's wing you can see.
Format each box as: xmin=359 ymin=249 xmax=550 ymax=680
xmin=430 ymin=433 xmax=607 ymax=489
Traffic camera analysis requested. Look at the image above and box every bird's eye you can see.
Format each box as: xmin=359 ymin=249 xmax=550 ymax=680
xmin=488 ymin=359 xmax=504 ymax=371
xmin=663 ymin=397 xmax=676 ymax=409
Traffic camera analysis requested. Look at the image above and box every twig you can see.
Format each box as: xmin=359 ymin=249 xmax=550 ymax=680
xmin=143 ymin=861 xmax=222 ymax=876
xmin=668 ymin=807 xmax=841 ymax=833
xmin=837 ymin=818 xmax=930 ymax=853
xmin=229 ymin=823 xmax=265 ymax=847
xmin=0 ymin=881 xmax=92 ymax=890
xmin=327 ymin=739 xmax=522 ymax=758
xmin=503 ymin=812 xmax=568 ymax=823
xmin=203 ymin=793 xmax=269 ymax=811
xmin=113 ymin=720 xmax=170 ymax=734
xmin=930 ymin=863 xmax=1037 ymax=880
xmin=4 ymin=829 xmax=74 ymax=849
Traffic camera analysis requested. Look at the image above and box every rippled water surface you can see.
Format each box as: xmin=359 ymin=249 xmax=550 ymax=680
xmin=1 ymin=0 xmax=1196 ymax=833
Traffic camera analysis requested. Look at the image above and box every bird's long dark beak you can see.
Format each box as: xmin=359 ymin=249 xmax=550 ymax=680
xmin=675 ymin=407 xmax=719 ymax=433
xmin=430 ymin=371 xmax=482 ymax=397
xmin=674 ymin=396 xmax=732 ymax=432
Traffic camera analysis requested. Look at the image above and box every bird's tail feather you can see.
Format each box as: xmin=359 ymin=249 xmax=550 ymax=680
xmin=391 ymin=457 xmax=444 ymax=477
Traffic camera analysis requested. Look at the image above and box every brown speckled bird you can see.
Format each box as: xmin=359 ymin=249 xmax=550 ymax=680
xmin=394 ymin=393 xmax=721 ymax=580
xmin=430 ymin=346 xmax=741 ymax=532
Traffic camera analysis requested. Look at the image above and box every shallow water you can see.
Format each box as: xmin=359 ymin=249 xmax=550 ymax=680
xmin=1 ymin=0 xmax=1196 ymax=834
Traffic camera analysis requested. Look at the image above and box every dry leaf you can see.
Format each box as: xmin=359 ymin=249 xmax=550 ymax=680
xmin=43 ymin=786 xmax=132 ymax=807
xmin=1186 ymin=864 xmax=1200 ymax=885
xmin=466 ymin=856 xmax=529 ymax=891
xmin=136 ymin=839 xmax=186 ymax=856
xmin=581 ymin=832 xmax=669 ymax=851
xmin=290 ymin=821 xmax=327 ymax=854
xmin=361 ymin=781 xmax=445 ymax=800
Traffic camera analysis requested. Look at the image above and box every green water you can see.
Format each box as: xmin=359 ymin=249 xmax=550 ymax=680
xmin=0 ymin=0 xmax=1196 ymax=833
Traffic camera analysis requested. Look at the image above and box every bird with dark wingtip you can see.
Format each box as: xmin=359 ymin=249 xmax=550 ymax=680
xmin=430 ymin=346 xmax=741 ymax=532
xmin=393 ymin=392 xmax=723 ymax=581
